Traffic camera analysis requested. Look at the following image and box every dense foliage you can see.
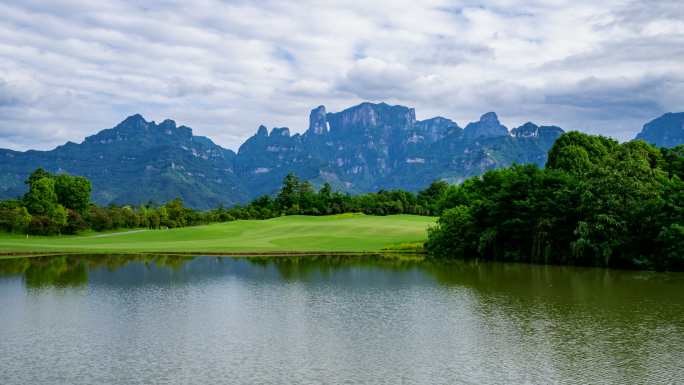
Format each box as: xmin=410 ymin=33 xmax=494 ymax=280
xmin=1 ymin=169 xmax=92 ymax=235
xmin=0 ymin=169 xmax=444 ymax=235
xmin=426 ymin=132 xmax=684 ymax=270
xmin=0 ymin=169 xmax=212 ymax=235
xmin=226 ymin=173 xmax=444 ymax=219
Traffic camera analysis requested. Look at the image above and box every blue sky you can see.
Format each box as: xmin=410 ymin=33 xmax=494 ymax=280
xmin=0 ymin=0 xmax=682 ymax=150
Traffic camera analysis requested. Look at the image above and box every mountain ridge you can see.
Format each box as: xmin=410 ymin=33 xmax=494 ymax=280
xmin=635 ymin=112 xmax=684 ymax=148
xmin=4 ymin=102 xmax=679 ymax=209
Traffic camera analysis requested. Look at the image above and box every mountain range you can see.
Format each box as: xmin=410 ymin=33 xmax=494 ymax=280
xmin=1 ymin=102 xmax=682 ymax=209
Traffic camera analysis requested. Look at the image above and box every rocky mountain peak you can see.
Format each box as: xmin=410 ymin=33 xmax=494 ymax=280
xmin=327 ymin=102 xmax=416 ymax=134
xmin=270 ymin=127 xmax=291 ymax=137
xmin=159 ymin=119 xmax=177 ymax=130
xmin=512 ymin=122 xmax=539 ymax=138
xmin=414 ymin=117 xmax=461 ymax=142
xmin=344 ymin=102 xmax=381 ymax=127
xmin=117 ymin=114 xmax=149 ymax=130
xmin=480 ymin=112 xmax=499 ymax=124
xmin=256 ymin=125 xmax=269 ymax=137
xmin=83 ymin=114 xmax=149 ymax=144
xmin=511 ymin=122 xmax=564 ymax=142
xmin=464 ymin=112 xmax=509 ymax=140
xmin=308 ymin=105 xmax=329 ymax=135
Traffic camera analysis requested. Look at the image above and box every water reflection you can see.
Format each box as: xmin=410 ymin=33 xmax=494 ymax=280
xmin=0 ymin=254 xmax=683 ymax=384
xmin=1 ymin=253 xmax=683 ymax=299
xmin=0 ymin=254 xmax=195 ymax=287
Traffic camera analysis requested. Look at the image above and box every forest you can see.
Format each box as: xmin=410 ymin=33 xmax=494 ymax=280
xmin=426 ymin=132 xmax=684 ymax=270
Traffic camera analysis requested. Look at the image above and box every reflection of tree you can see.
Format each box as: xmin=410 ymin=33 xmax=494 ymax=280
xmin=423 ymin=259 xmax=682 ymax=304
xmin=243 ymin=254 xmax=426 ymax=281
xmin=0 ymin=254 xmax=196 ymax=288
xmin=2 ymin=253 xmax=681 ymax=311
xmin=241 ymin=255 xmax=684 ymax=310
xmin=25 ymin=256 xmax=88 ymax=287
xmin=0 ymin=257 xmax=31 ymax=275
xmin=95 ymin=254 xmax=195 ymax=272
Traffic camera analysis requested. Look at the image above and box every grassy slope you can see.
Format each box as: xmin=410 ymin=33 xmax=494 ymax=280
xmin=0 ymin=214 xmax=436 ymax=254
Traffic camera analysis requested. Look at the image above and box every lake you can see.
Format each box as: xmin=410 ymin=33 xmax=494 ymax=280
xmin=1 ymin=254 xmax=683 ymax=384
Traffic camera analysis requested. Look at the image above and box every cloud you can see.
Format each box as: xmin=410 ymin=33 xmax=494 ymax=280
xmin=0 ymin=0 xmax=682 ymax=150
xmin=337 ymin=57 xmax=423 ymax=100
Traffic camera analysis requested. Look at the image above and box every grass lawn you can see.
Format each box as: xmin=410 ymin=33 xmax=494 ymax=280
xmin=0 ymin=214 xmax=436 ymax=255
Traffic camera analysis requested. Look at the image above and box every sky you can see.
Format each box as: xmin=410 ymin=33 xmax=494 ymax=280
xmin=0 ymin=0 xmax=683 ymax=151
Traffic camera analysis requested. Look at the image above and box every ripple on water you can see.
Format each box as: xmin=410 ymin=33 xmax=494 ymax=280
xmin=0 ymin=255 xmax=683 ymax=384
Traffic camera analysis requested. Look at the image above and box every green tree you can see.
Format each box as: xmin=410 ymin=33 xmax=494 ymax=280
xmin=418 ymin=180 xmax=449 ymax=214
xmin=25 ymin=168 xmax=52 ymax=187
xmin=88 ymin=206 xmax=113 ymax=231
xmin=546 ymin=131 xmax=617 ymax=171
xmin=426 ymin=205 xmax=476 ymax=258
xmin=54 ymin=174 xmax=92 ymax=213
xmin=64 ymin=209 xmax=88 ymax=234
xmin=0 ymin=206 xmax=32 ymax=233
xmin=657 ymin=224 xmax=684 ymax=270
xmin=23 ymin=177 xmax=58 ymax=216
xmin=276 ymin=173 xmax=301 ymax=213
xmin=319 ymin=183 xmax=332 ymax=201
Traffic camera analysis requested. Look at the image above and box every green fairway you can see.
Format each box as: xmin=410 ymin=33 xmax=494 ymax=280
xmin=0 ymin=214 xmax=436 ymax=255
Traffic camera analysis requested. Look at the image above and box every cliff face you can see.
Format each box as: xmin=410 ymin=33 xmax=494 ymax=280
xmin=235 ymin=102 xmax=564 ymax=196
xmin=0 ymin=102 xmax=567 ymax=208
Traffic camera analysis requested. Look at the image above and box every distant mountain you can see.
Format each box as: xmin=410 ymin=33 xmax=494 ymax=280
xmin=0 ymin=115 xmax=246 ymax=208
xmin=635 ymin=112 xmax=684 ymax=148
xmin=236 ymin=103 xmax=566 ymax=197
xmin=0 ymin=102 xmax=565 ymax=208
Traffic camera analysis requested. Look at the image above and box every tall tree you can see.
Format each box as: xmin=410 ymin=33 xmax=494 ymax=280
xmin=24 ymin=168 xmax=52 ymax=187
xmin=54 ymin=174 xmax=92 ymax=213
xmin=23 ymin=177 xmax=58 ymax=216
xmin=276 ymin=173 xmax=301 ymax=212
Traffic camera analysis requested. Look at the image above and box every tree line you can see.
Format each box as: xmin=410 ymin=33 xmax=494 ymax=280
xmin=426 ymin=132 xmax=684 ymax=270
xmin=0 ymin=169 xmax=446 ymax=235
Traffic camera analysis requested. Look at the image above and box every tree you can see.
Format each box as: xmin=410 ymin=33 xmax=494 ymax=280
xmin=88 ymin=206 xmax=113 ymax=231
xmin=25 ymin=168 xmax=52 ymax=187
xmin=426 ymin=205 xmax=476 ymax=258
xmin=21 ymin=169 xmax=86 ymax=234
xmin=662 ymin=145 xmax=684 ymax=179
xmin=64 ymin=209 xmax=88 ymax=234
xmin=657 ymin=224 xmax=684 ymax=270
xmin=23 ymin=177 xmax=58 ymax=216
xmin=547 ymin=145 xmax=592 ymax=175
xmin=0 ymin=206 xmax=31 ymax=233
xmin=54 ymin=174 xmax=91 ymax=213
xmin=165 ymin=198 xmax=188 ymax=227
xmin=276 ymin=173 xmax=301 ymax=213
xmin=319 ymin=183 xmax=332 ymax=200
xmin=546 ymin=131 xmax=617 ymax=171
xmin=146 ymin=210 xmax=161 ymax=229
xmin=418 ymin=180 xmax=449 ymax=215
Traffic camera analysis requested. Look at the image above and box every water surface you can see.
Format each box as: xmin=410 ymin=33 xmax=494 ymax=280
xmin=1 ymin=254 xmax=683 ymax=384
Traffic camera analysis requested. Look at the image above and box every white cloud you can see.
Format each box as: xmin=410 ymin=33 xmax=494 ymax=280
xmin=0 ymin=0 xmax=682 ymax=150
